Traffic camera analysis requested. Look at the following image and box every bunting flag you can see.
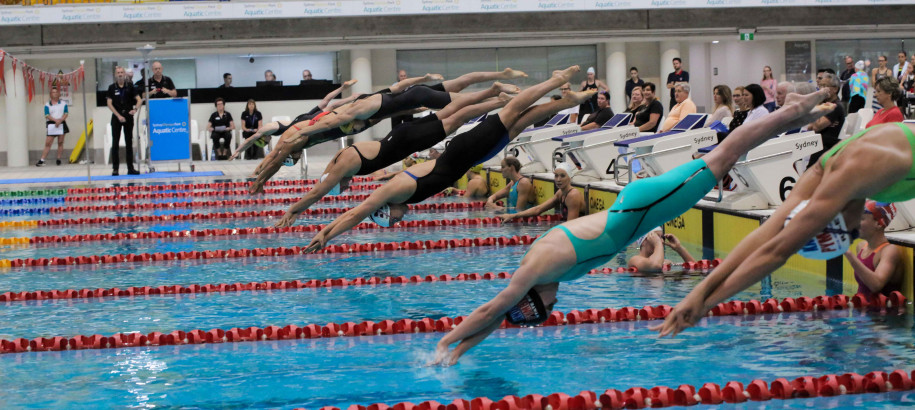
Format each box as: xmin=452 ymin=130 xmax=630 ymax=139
xmin=0 ymin=49 xmax=84 ymax=101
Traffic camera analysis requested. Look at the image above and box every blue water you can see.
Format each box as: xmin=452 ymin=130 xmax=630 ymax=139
xmin=1 ymin=179 xmax=911 ymax=408
xmin=0 ymin=312 xmax=911 ymax=409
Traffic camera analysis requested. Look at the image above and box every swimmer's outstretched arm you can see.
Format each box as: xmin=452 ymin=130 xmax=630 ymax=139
xmin=664 ymin=234 xmax=697 ymax=264
xmin=498 ymin=192 xmax=560 ymax=222
xmin=432 ymin=275 xmax=536 ymax=366
xmin=231 ymin=122 xmax=281 ymax=160
xmin=317 ymin=79 xmax=358 ymax=111
xmin=303 ymin=183 xmax=409 ymax=252
xmin=485 ymin=183 xmax=512 ymax=210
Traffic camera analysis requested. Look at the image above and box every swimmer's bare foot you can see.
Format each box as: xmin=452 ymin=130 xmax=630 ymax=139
xmin=424 ymin=73 xmax=445 ymax=82
xmin=565 ymin=89 xmax=597 ymax=105
xmin=498 ymin=92 xmax=514 ymax=103
xmin=783 ymin=89 xmax=834 ymax=129
xmin=343 ymin=79 xmax=358 ymax=88
xmin=500 ymin=68 xmax=528 ymax=79
xmin=553 ymin=66 xmax=580 ymax=82
xmin=492 ymin=81 xmax=521 ymax=94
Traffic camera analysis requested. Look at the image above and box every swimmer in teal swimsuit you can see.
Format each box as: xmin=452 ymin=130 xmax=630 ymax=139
xmin=432 ymin=89 xmax=837 ymax=365
xmin=485 ymin=156 xmax=535 ymax=213
xmin=656 ymin=119 xmax=915 ymax=337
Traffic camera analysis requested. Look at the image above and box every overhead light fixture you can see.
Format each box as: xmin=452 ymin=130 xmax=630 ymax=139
xmin=712 ymin=40 xmax=720 ymax=44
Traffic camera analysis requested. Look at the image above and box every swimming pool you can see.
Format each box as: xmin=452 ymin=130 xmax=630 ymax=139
xmin=0 ymin=178 xmax=911 ymax=409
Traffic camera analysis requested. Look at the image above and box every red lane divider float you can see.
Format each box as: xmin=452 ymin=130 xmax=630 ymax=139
xmin=0 ymin=256 xmax=725 ymax=303
xmin=35 ymin=201 xmax=486 ymax=227
xmin=48 ymin=191 xmax=463 ymax=214
xmin=65 ymin=177 xmax=377 ymax=195
xmin=28 ymin=215 xmax=561 ymax=245
xmin=0 ymin=293 xmax=905 ymax=355
xmin=64 ymin=184 xmax=385 ymax=203
xmin=306 ymin=368 xmax=914 ymax=410
xmin=4 ymin=234 xmax=538 ymax=269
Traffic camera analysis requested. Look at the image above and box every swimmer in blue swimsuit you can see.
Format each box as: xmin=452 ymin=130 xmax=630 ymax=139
xmin=485 ymin=156 xmax=535 ymax=213
xmin=304 ymin=66 xmax=594 ymax=252
xmin=250 ymin=69 xmax=530 ymax=193
xmin=432 ymin=88 xmax=837 ymax=365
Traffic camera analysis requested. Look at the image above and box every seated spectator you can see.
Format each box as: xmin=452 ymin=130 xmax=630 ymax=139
xmin=625 ymin=86 xmax=644 ymax=117
xmin=626 ymin=229 xmax=696 ymax=272
xmin=557 ymin=83 xmax=579 ymax=123
xmin=660 ymin=83 xmax=696 ymax=132
xmin=707 ymin=84 xmax=734 ymax=124
xmin=844 ymin=201 xmax=904 ymax=299
xmin=580 ymin=91 xmax=614 ymax=131
xmin=634 ymin=82 xmax=663 ymax=132
xmin=463 ymin=165 xmax=490 ymax=199
xmin=219 ymin=73 xmax=232 ymax=88
xmin=775 ymin=81 xmax=796 ymax=110
xmin=207 ymin=97 xmax=235 ymax=160
xmin=486 ymin=156 xmax=535 ymax=213
xmin=806 ymin=72 xmax=845 ymax=168
xmin=240 ymin=99 xmax=264 ymax=159
xmin=848 ymin=60 xmax=869 ymax=114
xmin=498 ymin=163 xmax=585 ymax=222
xmin=728 ymin=86 xmax=749 ymax=130
xmin=625 ymin=67 xmax=645 ymax=103
xmin=866 ymin=77 xmax=905 ymax=127
xmin=264 ymin=70 xmax=276 ymax=82
xmin=302 ymin=69 xmax=313 ymax=81
xmin=743 ymin=84 xmax=770 ymax=124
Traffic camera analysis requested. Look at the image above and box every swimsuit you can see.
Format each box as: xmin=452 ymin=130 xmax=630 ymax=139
xmin=402 ymin=115 xmax=509 ymax=204
xmin=854 ymin=242 xmax=902 ymax=298
xmin=819 ymin=123 xmax=915 ymax=202
xmin=556 ymin=189 xmax=573 ymax=220
xmin=506 ymin=177 xmax=532 ymax=213
xmin=368 ymin=85 xmax=452 ymax=121
xmin=528 ymin=159 xmax=717 ymax=282
xmin=350 ymin=114 xmax=446 ymax=175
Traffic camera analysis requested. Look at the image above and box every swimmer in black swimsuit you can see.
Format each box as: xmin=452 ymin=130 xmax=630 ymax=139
xmin=273 ymin=83 xmax=516 ymax=228
xmin=304 ymin=66 xmax=594 ymax=252
xmin=250 ymin=69 xmax=530 ymax=193
xmin=230 ymin=79 xmax=360 ymax=161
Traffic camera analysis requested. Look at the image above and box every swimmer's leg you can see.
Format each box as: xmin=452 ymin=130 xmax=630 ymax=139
xmin=389 ymin=74 xmax=444 ymax=94
xmin=317 ymin=79 xmax=358 ymax=110
xmin=441 ymin=94 xmax=512 ymax=134
xmin=440 ymin=68 xmax=528 ymax=93
xmin=703 ymin=89 xmax=832 ymax=179
xmin=505 ymin=90 xmax=595 ymax=139
xmin=495 ymin=66 xmax=579 ymax=133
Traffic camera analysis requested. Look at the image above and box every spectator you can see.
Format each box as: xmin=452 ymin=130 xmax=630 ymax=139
xmin=125 ymin=68 xmax=134 ymax=83
xmin=727 ymin=86 xmax=749 ymax=132
xmin=580 ymin=91 xmax=614 ymax=131
xmin=397 ymin=69 xmax=408 ymax=82
xmin=207 ymin=97 xmax=235 ymax=160
xmin=806 ymin=72 xmax=844 ymax=168
xmin=760 ymin=66 xmax=777 ymax=112
xmin=839 ymin=56 xmax=855 ymax=108
xmin=708 ymin=85 xmax=734 ymax=124
xmin=794 ymin=81 xmax=818 ymax=95
xmin=219 ymin=73 xmax=233 ymax=88
xmin=871 ymin=55 xmax=891 ymax=87
xmin=775 ymin=81 xmax=796 ymax=110
xmin=390 ymin=70 xmax=416 ymax=128
xmin=624 ymin=67 xmax=645 ymax=102
xmin=844 ymin=201 xmax=904 ymax=299
xmin=240 ymin=99 xmax=264 ymax=159
xmin=264 ymin=70 xmax=277 ymax=82
xmin=486 ymin=156 xmax=535 ymax=212
xmin=666 ymin=57 xmax=689 ymax=110
xmin=634 ymin=82 xmax=663 ymax=132
xmin=660 ymin=83 xmax=696 ymax=132
xmin=893 ymin=51 xmax=909 ymax=82
xmin=36 ymin=87 xmax=69 ymax=167
xmin=105 ymin=66 xmax=142 ymax=176
xmin=625 ymin=86 xmax=644 ymax=117
xmin=139 ymin=61 xmax=177 ymax=99
xmin=742 ymin=84 xmax=770 ymax=125
xmin=498 ymin=163 xmax=585 ymax=222
xmin=578 ymin=67 xmax=609 ymax=122
xmin=847 ymin=60 xmax=870 ymax=114
xmin=302 ymin=69 xmax=313 ymax=81
xmin=903 ymin=64 xmax=915 ymax=109
xmin=866 ymin=77 xmax=904 ymax=127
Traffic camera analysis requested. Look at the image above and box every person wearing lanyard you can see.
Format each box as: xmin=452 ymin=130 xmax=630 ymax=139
xmin=106 ymin=66 xmax=142 ymax=175
xmin=240 ymin=99 xmax=264 ymax=159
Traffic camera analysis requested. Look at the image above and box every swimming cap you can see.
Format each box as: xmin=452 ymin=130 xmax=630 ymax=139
xmin=469 ymin=164 xmax=484 ymax=174
xmin=283 ymin=155 xmax=297 ymax=167
xmin=368 ymin=204 xmax=395 ymax=228
xmin=784 ymin=200 xmax=857 ymax=260
xmin=339 ymin=121 xmax=355 ymax=135
xmin=320 ymin=173 xmax=342 ymax=196
xmin=555 ymin=161 xmax=576 ymax=176
xmin=865 ymin=200 xmax=897 ymax=228
xmin=636 ymin=227 xmax=663 ymax=248
xmin=505 ymin=288 xmax=548 ymax=326
xmin=586 ymin=67 xmax=596 ymax=74
xmin=253 ymin=137 xmax=267 ymax=148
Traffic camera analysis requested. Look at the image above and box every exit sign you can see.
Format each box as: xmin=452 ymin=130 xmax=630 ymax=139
xmin=740 ymin=33 xmax=755 ymax=41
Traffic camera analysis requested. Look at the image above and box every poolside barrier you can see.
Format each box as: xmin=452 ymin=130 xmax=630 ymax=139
xmin=62 ymin=177 xmax=378 ymax=195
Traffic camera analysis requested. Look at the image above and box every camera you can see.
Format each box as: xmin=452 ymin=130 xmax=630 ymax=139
xmin=249 ymin=57 xmax=255 ymax=63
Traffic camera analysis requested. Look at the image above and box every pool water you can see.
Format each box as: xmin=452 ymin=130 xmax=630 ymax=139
xmin=0 ymin=178 xmax=911 ymax=409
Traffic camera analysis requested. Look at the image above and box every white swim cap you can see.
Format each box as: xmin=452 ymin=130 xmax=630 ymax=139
xmin=784 ymin=200 xmax=856 ymax=260
xmin=369 ymin=204 xmax=394 ymax=228
xmin=555 ymin=161 xmax=576 ymax=176
xmin=319 ymin=173 xmax=341 ymax=196
xmin=587 ymin=67 xmax=596 ymax=74
xmin=636 ymin=227 xmax=663 ymax=248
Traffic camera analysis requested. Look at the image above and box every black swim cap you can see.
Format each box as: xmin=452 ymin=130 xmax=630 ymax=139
xmin=505 ymin=288 xmax=548 ymax=326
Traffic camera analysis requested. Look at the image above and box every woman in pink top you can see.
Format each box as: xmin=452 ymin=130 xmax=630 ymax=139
xmin=760 ymin=66 xmax=777 ymax=112
xmin=843 ymin=200 xmax=904 ymax=299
